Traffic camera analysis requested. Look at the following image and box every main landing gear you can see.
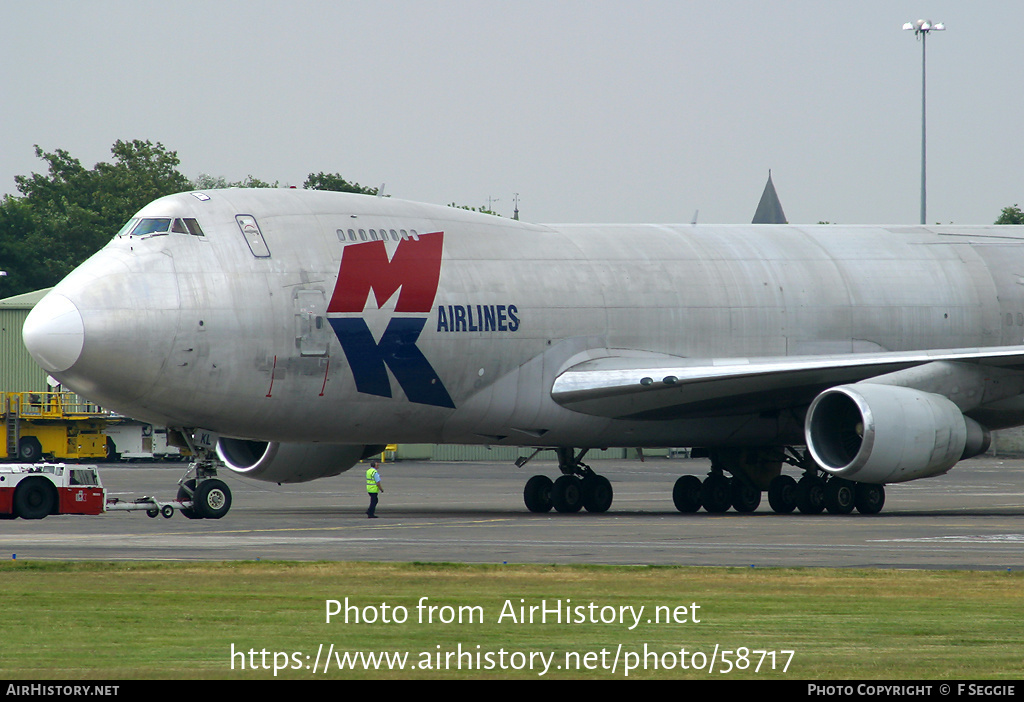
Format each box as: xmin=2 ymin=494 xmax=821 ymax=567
xmin=518 ymin=446 xmax=885 ymax=515
xmin=169 ymin=429 xmax=233 ymax=520
xmin=672 ymin=447 xmax=885 ymax=516
xmin=522 ymin=448 xmax=613 ymax=514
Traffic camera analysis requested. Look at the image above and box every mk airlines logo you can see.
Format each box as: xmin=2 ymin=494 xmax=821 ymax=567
xmin=327 ymin=232 xmax=455 ymax=408
xmin=328 ymin=231 xmax=443 ymax=314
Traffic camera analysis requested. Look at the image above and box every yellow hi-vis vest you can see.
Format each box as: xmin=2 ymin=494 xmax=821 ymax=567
xmin=366 ymin=467 xmax=380 ymax=493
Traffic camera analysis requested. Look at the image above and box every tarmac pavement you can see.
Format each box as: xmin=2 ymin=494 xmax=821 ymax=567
xmin=2 ymin=456 xmax=1023 ymax=569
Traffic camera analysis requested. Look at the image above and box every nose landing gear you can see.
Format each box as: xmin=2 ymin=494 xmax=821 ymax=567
xmin=170 ymin=428 xmax=233 ymax=520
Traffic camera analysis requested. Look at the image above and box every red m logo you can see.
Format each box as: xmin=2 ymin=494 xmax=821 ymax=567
xmin=327 ymin=232 xmax=444 ymax=313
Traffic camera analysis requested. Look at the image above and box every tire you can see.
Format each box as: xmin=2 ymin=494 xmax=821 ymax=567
xmin=192 ymin=479 xmax=232 ymax=519
xmin=551 ymin=475 xmax=584 ymax=513
xmin=731 ymin=479 xmax=761 ymax=513
xmin=796 ymin=476 xmax=825 ymax=514
xmin=855 ymin=483 xmax=886 ymax=515
xmin=523 ymin=475 xmax=553 ymax=513
xmin=14 ymin=477 xmax=55 ymax=519
xmin=18 ymin=437 xmax=42 ymax=463
xmin=105 ymin=438 xmax=120 ymax=462
xmin=824 ymin=478 xmax=856 ymax=515
xmin=672 ymin=475 xmax=703 ymax=513
xmin=767 ymin=474 xmax=798 ymax=514
xmin=700 ymin=474 xmax=732 ymax=513
xmin=582 ymin=475 xmax=613 ymax=513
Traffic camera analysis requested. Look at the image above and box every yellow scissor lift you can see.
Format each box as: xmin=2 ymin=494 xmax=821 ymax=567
xmin=3 ymin=392 xmax=111 ymax=462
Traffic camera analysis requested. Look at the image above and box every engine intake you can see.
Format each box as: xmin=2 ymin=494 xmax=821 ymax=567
xmin=217 ymin=439 xmax=385 ymax=484
xmin=805 ymin=384 xmax=989 ymax=484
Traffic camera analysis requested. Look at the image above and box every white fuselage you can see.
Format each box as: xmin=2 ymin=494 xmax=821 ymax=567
xmin=23 ymin=189 xmax=1024 ymax=451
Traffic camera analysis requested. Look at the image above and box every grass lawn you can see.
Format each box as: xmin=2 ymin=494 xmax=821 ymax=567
xmin=0 ymin=561 xmax=1021 ymax=679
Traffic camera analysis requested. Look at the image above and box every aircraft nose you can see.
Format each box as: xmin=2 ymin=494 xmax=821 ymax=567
xmin=22 ymin=292 xmax=86 ymax=373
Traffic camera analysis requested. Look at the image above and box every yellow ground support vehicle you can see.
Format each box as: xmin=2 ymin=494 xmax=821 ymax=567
xmin=3 ymin=392 xmax=110 ymax=462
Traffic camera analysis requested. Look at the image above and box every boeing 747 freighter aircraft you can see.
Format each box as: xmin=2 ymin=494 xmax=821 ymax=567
xmin=20 ymin=189 xmax=1024 ymax=518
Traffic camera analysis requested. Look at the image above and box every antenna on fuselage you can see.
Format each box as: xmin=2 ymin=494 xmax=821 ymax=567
xmin=691 ymin=210 xmax=699 ymax=225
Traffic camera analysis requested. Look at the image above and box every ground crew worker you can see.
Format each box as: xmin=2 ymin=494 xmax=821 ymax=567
xmin=366 ymin=461 xmax=382 ymax=518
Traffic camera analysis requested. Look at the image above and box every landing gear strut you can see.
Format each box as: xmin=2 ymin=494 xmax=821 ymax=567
xmin=522 ymin=448 xmax=613 ymax=514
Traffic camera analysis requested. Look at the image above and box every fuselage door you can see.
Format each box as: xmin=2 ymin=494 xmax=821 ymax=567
xmin=236 ymin=214 xmax=271 ymax=258
xmin=295 ymin=289 xmax=329 ymax=357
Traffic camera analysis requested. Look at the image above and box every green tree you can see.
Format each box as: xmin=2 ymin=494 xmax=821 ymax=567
xmin=0 ymin=140 xmax=190 ymax=296
xmin=192 ymin=173 xmax=279 ymax=189
xmin=0 ymin=196 xmax=50 ymax=295
xmin=303 ymin=172 xmax=378 ymax=195
xmin=93 ymin=139 xmax=193 ymax=219
xmin=995 ymin=205 xmax=1024 ymax=225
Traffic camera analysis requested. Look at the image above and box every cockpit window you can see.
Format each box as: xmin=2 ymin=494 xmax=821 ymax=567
xmin=182 ymin=218 xmax=205 ymax=236
xmin=118 ymin=217 xmax=206 ymax=238
xmin=115 ymin=218 xmax=139 ymax=238
xmin=130 ymin=218 xmax=172 ymax=236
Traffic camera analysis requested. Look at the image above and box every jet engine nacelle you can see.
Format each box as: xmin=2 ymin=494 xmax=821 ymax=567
xmin=216 ymin=439 xmax=385 ymax=484
xmin=805 ymin=384 xmax=990 ymax=484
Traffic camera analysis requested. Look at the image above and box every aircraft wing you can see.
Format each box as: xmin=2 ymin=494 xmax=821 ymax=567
xmin=551 ymin=346 xmax=1024 ymax=420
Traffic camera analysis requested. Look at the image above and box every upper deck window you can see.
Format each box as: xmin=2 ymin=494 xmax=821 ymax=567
xmin=333 ymin=227 xmax=420 ymax=244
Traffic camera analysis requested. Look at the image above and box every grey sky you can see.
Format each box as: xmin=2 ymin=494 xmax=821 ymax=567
xmin=2 ymin=1 xmax=1021 ymax=225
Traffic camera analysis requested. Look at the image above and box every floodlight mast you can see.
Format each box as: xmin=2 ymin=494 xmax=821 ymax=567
xmin=904 ymin=19 xmax=945 ymax=225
